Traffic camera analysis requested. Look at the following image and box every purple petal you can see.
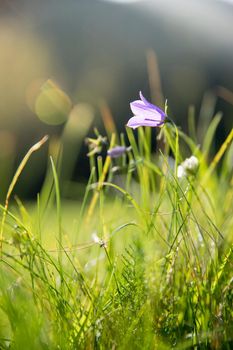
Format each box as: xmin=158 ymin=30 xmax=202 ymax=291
xmin=127 ymin=91 xmax=167 ymax=129
xmin=139 ymin=91 xmax=166 ymax=116
xmin=126 ymin=116 xmax=164 ymax=129
xmin=107 ymin=146 xmax=127 ymax=158
xmin=139 ymin=91 xmax=153 ymax=106
xmin=130 ymin=101 xmax=165 ymax=120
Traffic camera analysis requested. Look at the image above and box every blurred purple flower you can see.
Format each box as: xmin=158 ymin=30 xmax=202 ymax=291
xmin=127 ymin=91 xmax=166 ymax=129
xmin=107 ymin=145 xmax=127 ymax=158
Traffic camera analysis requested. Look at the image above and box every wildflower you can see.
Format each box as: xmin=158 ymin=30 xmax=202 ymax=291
xmin=107 ymin=145 xmax=127 ymax=158
xmin=127 ymin=91 xmax=166 ymax=129
xmin=177 ymin=155 xmax=199 ymax=178
xmin=107 ymin=145 xmax=131 ymax=158
xmin=182 ymin=155 xmax=199 ymax=173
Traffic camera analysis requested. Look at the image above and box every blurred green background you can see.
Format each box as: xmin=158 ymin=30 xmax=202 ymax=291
xmin=0 ymin=0 xmax=233 ymax=199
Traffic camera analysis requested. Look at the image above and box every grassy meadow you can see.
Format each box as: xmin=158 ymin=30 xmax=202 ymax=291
xmin=0 ymin=95 xmax=233 ymax=349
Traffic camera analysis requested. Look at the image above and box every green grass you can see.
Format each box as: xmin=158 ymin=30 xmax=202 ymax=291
xmin=0 ymin=112 xmax=233 ymax=349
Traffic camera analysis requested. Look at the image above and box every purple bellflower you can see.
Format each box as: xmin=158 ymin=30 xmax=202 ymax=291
xmin=127 ymin=91 xmax=166 ymax=129
xmin=107 ymin=145 xmax=127 ymax=158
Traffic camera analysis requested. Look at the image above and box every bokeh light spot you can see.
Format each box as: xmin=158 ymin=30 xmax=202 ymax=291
xmin=35 ymin=79 xmax=72 ymax=125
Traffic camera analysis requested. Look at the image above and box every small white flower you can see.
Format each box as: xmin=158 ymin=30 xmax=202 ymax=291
xmin=177 ymin=165 xmax=187 ymax=179
xmin=183 ymin=156 xmax=199 ymax=172
xmin=177 ymin=155 xmax=199 ymax=179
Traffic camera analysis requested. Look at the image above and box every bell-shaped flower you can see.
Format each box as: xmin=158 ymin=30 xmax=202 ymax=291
xmin=107 ymin=146 xmax=127 ymax=158
xmin=127 ymin=91 xmax=166 ymax=129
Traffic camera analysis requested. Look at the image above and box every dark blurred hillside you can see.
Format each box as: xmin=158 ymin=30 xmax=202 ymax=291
xmin=0 ymin=0 xmax=233 ymax=198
